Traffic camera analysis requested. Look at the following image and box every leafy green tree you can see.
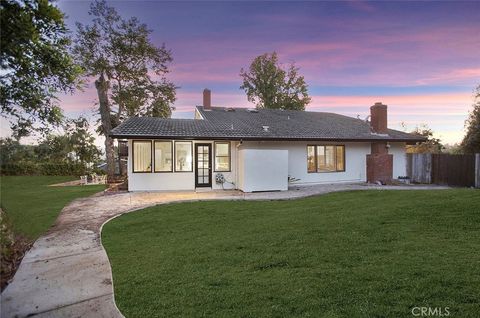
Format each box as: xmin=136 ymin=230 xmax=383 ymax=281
xmin=73 ymin=0 xmax=176 ymax=180
xmin=1 ymin=117 xmax=101 ymax=168
xmin=35 ymin=116 xmax=102 ymax=165
xmin=442 ymin=143 xmax=463 ymax=155
xmin=461 ymin=85 xmax=480 ymax=154
xmin=240 ymin=52 xmax=311 ymax=110
xmin=405 ymin=124 xmax=444 ymax=154
xmin=0 ymin=0 xmax=82 ymax=137
xmin=65 ymin=117 xmax=102 ymax=165
xmin=0 ymin=138 xmax=35 ymax=165
xmin=35 ymin=134 xmax=72 ymax=162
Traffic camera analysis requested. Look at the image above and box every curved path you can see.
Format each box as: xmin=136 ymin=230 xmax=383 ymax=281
xmin=0 ymin=184 xmax=448 ymax=317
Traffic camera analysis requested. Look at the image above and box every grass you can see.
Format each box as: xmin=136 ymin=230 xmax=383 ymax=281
xmin=103 ymin=189 xmax=480 ymax=318
xmin=0 ymin=176 xmax=105 ymax=240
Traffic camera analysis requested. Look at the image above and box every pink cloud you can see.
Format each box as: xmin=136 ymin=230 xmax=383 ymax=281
xmin=173 ymin=90 xmax=252 ymax=113
xmin=346 ymin=0 xmax=377 ymax=13
xmin=308 ymin=93 xmax=472 ymax=114
xmin=148 ymin=22 xmax=480 ymax=88
xmin=415 ymin=68 xmax=480 ymax=85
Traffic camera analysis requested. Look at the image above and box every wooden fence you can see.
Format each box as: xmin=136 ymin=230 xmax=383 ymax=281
xmin=407 ymin=153 xmax=432 ymax=184
xmin=407 ymin=153 xmax=480 ymax=188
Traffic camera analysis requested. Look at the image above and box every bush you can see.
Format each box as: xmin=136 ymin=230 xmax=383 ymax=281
xmin=0 ymin=162 xmax=98 ymax=176
xmin=0 ymin=162 xmax=38 ymax=175
xmin=39 ymin=162 xmax=88 ymax=176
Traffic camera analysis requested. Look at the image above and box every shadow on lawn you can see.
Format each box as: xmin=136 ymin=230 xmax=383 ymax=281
xmin=0 ymin=208 xmax=33 ymax=291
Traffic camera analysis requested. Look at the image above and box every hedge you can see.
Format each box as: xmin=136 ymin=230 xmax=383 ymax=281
xmin=0 ymin=162 xmax=103 ymax=176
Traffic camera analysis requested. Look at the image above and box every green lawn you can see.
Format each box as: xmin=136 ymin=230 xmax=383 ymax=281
xmin=103 ymin=189 xmax=480 ymax=318
xmin=0 ymin=176 xmax=105 ymax=239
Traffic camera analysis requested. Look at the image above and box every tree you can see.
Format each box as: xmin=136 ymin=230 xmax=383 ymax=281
xmin=0 ymin=0 xmax=82 ymax=137
xmin=65 ymin=117 xmax=102 ymax=165
xmin=0 ymin=138 xmax=36 ymax=165
xmin=240 ymin=52 xmax=311 ymax=110
xmin=443 ymin=143 xmax=463 ymax=155
xmin=405 ymin=124 xmax=444 ymax=154
xmin=461 ymin=85 xmax=480 ymax=154
xmin=34 ymin=116 xmax=102 ymax=164
xmin=36 ymin=134 xmax=71 ymax=162
xmin=73 ymin=0 xmax=176 ymax=181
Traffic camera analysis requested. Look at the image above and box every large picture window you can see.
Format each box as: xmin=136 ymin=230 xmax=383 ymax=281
xmin=214 ymin=142 xmax=231 ymax=172
xmin=154 ymin=141 xmax=173 ymax=172
xmin=132 ymin=140 xmax=152 ymax=173
xmin=175 ymin=141 xmax=192 ymax=172
xmin=307 ymin=145 xmax=345 ymax=173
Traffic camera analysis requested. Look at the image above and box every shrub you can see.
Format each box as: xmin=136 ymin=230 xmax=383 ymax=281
xmin=39 ymin=162 xmax=87 ymax=176
xmin=0 ymin=162 xmax=99 ymax=176
xmin=0 ymin=162 xmax=38 ymax=175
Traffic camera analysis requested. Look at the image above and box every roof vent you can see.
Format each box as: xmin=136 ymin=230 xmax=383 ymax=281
xmin=262 ymin=125 xmax=270 ymax=132
xmin=247 ymin=108 xmax=258 ymax=113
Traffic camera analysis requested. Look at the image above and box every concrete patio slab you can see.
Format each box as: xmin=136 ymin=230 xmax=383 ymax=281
xmin=0 ymin=183 xmax=449 ymax=317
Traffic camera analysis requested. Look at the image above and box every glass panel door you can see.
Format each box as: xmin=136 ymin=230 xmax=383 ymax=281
xmin=195 ymin=144 xmax=211 ymax=187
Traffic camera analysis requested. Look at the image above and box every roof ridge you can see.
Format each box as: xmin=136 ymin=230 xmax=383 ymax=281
xmin=197 ymin=105 xmax=340 ymax=115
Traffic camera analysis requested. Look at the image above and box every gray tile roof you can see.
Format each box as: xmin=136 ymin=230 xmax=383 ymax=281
xmin=110 ymin=106 xmax=425 ymax=142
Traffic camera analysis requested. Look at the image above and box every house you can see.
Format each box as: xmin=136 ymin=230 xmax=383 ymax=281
xmin=110 ymin=89 xmax=425 ymax=192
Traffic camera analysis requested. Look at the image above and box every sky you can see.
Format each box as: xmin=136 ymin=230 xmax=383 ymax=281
xmin=3 ymin=0 xmax=479 ymax=145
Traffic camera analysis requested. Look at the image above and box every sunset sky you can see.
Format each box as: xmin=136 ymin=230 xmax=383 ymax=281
xmin=10 ymin=0 xmax=480 ymax=145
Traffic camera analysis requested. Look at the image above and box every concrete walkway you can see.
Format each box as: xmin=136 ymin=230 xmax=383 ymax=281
xmin=0 ymin=183 xmax=449 ymax=317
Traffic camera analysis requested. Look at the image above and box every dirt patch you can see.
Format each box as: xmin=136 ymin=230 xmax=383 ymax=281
xmin=104 ymin=180 xmax=128 ymax=194
xmin=0 ymin=209 xmax=33 ymax=291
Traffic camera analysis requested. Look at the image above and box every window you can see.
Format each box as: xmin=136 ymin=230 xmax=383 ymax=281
xmin=336 ymin=146 xmax=345 ymax=171
xmin=214 ymin=142 xmax=230 ymax=171
xmin=132 ymin=140 xmax=152 ymax=173
xmin=175 ymin=141 xmax=192 ymax=172
xmin=307 ymin=146 xmax=316 ymax=172
xmin=154 ymin=141 xmax=172 ymax=172
xmin=307 ymin=145 xmax=345 ymax=173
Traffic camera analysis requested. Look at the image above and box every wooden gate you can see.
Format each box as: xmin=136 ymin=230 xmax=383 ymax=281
xmin=431 ymin=154 xmax=476 ymax=187
xmin=406 ymin=153 xmax=432 ymax=184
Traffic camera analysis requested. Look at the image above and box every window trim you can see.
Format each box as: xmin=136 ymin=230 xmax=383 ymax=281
xmin=174 ymin=141 xmax=193 ymax=172
xmin=214 ymin=141 xmax=231 ymax=172
xmin=307 ymin=144 xmax=346 ymax=173
xmin=307 ymin=145 xmax=317 ymax=173
xmin=336 ymin=145 xmax=346 ymax=172
xmin=153 ymin=140 xmax=173 ymax=173
xmin=132 ymin=140 xmax=153 ymax=173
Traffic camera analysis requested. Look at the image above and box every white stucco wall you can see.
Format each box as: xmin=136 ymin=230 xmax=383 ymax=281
xmin=389 ymin=142 xmax=407 ymax=179
xmin=127 ymin=139 xmax=407 ymax=191
xmin=237 ymin=149 xmax=288 ymax=192
xmin=127 ymin=140 xmax=237 ymax=191
xmin=239 ymin=141 xmax=371 ymax=185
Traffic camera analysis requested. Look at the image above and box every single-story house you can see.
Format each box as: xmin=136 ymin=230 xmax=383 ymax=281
xmin=110 ymin=89 xmax=425 ymax=192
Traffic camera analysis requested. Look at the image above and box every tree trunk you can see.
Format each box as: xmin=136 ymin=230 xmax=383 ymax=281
xmin=95 ymin=74 xmax=115 ymax=182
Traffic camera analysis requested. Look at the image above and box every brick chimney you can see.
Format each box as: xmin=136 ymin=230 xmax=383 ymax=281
xmin=366 ymin=102 xmax=393 ymax=184
xmin=203 ymin=89 xmax=211 ymax=110
xmin=370 ymin=102 xmax=388 ymax=134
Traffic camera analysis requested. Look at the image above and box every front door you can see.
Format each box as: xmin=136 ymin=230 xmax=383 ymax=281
xmin=195 ymin=144 xmax=212 ymax=187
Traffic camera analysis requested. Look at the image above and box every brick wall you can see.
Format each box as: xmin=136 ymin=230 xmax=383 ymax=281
xmin=367 ymin=153 xmax=393 ymax=184
xmin=370 ymin=102 xmax=388 ymax=134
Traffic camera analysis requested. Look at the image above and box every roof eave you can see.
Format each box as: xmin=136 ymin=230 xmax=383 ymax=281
xmin=109 ymin=133 xmax=426 ymax=143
